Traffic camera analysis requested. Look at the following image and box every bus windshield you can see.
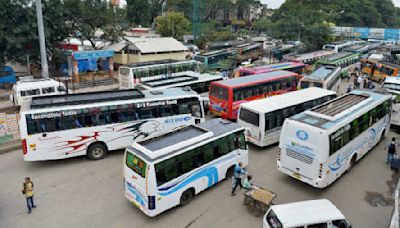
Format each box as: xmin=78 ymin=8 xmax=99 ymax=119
xmin=383 ymin=83 xmax=400 ymax=92
xmin=266 ymin=210 xmax=283 ymax=228
xmin=301 ymin=81 xmax=310 ymax=88
xmin=239 ymin=108 xmax=259 ymax=127
xmin=126 ymin=152 xmax=147 ymax=178
xmin=210 ymin=85 xmax=228 ymax=100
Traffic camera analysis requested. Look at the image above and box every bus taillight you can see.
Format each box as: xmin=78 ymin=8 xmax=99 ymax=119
xmin=22 ymin=139 xmax=27 ymax=155
xmin=278 ymin=149 xmax=281 ymax=161
xmin=318 ymin=163 xmax=323 ymax=178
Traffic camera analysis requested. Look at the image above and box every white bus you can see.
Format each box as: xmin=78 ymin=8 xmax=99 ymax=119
xmin=238 ymin=88 xmax=336 ymax=147
xmin=135 ymin=71 xmax=224 ymax=95
xmin=19 ymin=88 xmax=205 ymax=161
xmin=299 ymin=65 xmax=342 ymax=92
xmin=263 ymin=199 xmax=351 ymax=228
xmin=12 ymin=77 xmax=68 ymax=106
xmin=118 ymin=59 xmax=200 ymax=89
xmin=322 ymin=41 xmax=355 ymax=53
xmin=382 ymin=76 xmax=400 ymax=127
xmin=123 ymin=119 xmax=248 ymax=217
xmin=278 ymin=90 xmax=391 ymax=188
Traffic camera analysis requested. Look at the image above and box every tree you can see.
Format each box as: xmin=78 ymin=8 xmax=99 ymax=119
xmin=253 ymin=19 xmax=271 ymax=35
xmin=155 ymin=11 xmax=190 ymax=40
xmin=127 ymin=0 xmax=151 ymax=26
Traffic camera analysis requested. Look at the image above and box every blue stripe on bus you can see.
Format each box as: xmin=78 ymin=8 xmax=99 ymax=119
xmin=126 ymin=181 xmax=146 ymax=206
xmin=157 ymin=154 xmax=237 ymax=196
xmin=328 ymin=120 xmax=386 ymax=172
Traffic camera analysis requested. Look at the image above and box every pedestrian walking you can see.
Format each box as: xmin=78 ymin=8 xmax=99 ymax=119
xmin=346 ymin=84 xmax=352 ymax=93
xmin=357 ymin=75 xmax=363 ymax=89
xmin=363 ymin=77 xmax=368 ymax=89
xmin=21 ymin=177 xmax=36 ymax=214
xmin=385 ymin=137 xmax=398 ymax=165
xmin=231 ymin=162 xmax=246 ymax=196
xmin=353 ymin=75 xmax=358 ymax=89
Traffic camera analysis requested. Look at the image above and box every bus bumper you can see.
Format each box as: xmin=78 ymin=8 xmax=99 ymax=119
xmin=277 ymin=163 xmax=328 ymax=188
xmin=124 ymin=191 xmax=157 ymax=217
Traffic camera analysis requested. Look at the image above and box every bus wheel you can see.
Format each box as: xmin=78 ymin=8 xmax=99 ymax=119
xmin=225 ymin=166 xmax=235 ymax=179
xmin=380 ymin=130 xmax=386 ymax=142
xmin=180 ymin=189 xmax=194 ymax=206
xmin=349 ymin=156 xmax=357 ymax=170
xmin=87 ymin=143 xmax=108 ymax=160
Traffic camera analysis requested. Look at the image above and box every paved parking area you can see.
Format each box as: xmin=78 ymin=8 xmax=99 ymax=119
xmin=0 ymin=129 xmax=396 ymax=228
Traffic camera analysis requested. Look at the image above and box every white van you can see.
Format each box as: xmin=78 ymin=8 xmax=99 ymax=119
xmin=12 ymin=77 xmax=68 ymax=106
xmin=263 ymin=199 xmax=351 ymax=228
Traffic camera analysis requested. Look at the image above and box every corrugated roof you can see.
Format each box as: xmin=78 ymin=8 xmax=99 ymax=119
xmin=102 ymin=41 xmax=127 ymax=52
xmin=124 ymin=37 xmax=188 ymax=54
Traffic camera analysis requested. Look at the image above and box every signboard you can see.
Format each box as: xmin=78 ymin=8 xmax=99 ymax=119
xmin=73 ymin=50 xmax=114 ymax=60
xmin=353 ymin=27 xmax=369 ymax=39
xmin=384 ymin=29 xmax=400 ymax=41
xmin=369 ymin=28 xmax=385 ymax=39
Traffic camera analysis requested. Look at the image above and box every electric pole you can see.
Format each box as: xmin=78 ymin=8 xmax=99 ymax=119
xmin=35 ymin=0 xmax=49 ymax=78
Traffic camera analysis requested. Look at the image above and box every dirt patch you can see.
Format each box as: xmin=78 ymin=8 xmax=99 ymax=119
xmin=364 ymin=191 xmax=394 ymax=207
xmin=387 ymin=171 xmax=400 ymax=195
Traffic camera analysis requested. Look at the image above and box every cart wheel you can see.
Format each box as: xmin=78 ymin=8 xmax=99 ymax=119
xmin=252 ymin=202 xmax=263 ymax=217
xmin=246 ymin=200 xmax=256 ymax=214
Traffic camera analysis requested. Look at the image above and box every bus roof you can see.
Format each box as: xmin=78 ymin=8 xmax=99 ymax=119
xmin=250 ymin=62 xmax=305 ymax=71
xmin=26 ymin=87 xmax=197 ymax=110
xmin=284 ymin=50 xmax=334 ymax=61
xmin=123 ymin=59 xmax=180 ymax=68
xmin=379 ymin=61 xmax=400 ymax=68
xmin=240 ymin=87 xmax=336 ymax=114
xmin=290 ymin=90 xmax=389 ymax=130
xmin=142 ymin=72 xmax=222 ymax=88
xmin=128 ymin=119 xmax=243 ymax=161
xmin=213 ymin=70 xmax=298 ymax=88
xmin=326 ymin=51 xmax=355 ymax=62
xmin=270 ymin=199 xmax=345 ymax=227
xmin=198 ymin=50 xmax=231 ymax=57
xmin=384 ymin=76 xmax=400 ymax=84
xmin=304 ymin=65 xmax=341 ymax=81
xmin=122 ymin=60 xmax=197 ymax=69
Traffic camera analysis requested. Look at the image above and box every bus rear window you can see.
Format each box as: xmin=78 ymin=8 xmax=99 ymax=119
xmin=300 ymin=81 xmax=310 ymax=89
xmin=126 ymin=152 xmax=147 ymax=178
xmin=210 ymin=85 xmax=228 ymax=100
xmin=266 ymin=210 xmax=283 ymax=228
xmin=314 ymin=82 xmax=323 ymax=88
xmin=239 ymin=108 xmax=259 ymax=127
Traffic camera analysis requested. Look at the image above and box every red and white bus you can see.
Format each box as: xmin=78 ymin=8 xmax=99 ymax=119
xmin=209 ymin=70 xmax=301 ymax=120
xmin=234 ymin=62 xmax=306 ymax=77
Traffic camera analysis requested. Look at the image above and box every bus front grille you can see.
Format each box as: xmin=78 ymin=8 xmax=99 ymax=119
xmin=286 ymin=149 xmax=313 ymax=164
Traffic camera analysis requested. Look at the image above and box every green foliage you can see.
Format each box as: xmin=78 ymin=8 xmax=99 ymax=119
xmin=252 ymin=19 xmax=271 ymax=35
xmin=0 ymin=0 xmax=127 ymax=67
xmin=126 ymin=0 xmax=151 ymax=26
xmin=155 ymin=11 xmax=190 ymax=40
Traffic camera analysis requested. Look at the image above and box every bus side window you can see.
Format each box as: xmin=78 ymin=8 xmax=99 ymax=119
xmin=237 ymin=131 xmax=246 ymax=149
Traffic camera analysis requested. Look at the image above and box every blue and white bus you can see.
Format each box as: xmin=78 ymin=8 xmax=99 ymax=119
xmin=278 ymin=90 xmax=391 ymax=188
xmin=123 ymin=119 xmax=248 ymax=216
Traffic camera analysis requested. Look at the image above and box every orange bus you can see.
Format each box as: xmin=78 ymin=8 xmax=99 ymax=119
xmin=362 ymin=59 xmax=400 ymax=82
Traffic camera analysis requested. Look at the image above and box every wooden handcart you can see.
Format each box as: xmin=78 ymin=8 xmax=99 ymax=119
xmin=244 ymin=186 xmax=276 ymax=217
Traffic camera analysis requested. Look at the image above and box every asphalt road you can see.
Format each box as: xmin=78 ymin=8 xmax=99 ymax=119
xmin=0 ymin=129 xmax=397 ymax=228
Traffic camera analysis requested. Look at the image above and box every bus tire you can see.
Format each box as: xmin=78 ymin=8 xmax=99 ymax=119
xmin=225 ymin=166 xmax=235 ymax=179
xmin=349 ymin=155 xmax=357 ymax=170
xmin=380 ymin=130 xmax=386 ymax=142
xmin=87 ymin=142 xmax=108 ymax=160
xmin=180 ymin=189 xmax=194 ymax=206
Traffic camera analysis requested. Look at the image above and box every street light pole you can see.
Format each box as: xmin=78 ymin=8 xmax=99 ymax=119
xmin=35 ymin=0 xmax=49 ymax=78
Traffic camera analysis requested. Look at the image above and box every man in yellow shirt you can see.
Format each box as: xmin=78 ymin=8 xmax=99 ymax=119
xmin=21 ymin=177 xmax=36 ymax=214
